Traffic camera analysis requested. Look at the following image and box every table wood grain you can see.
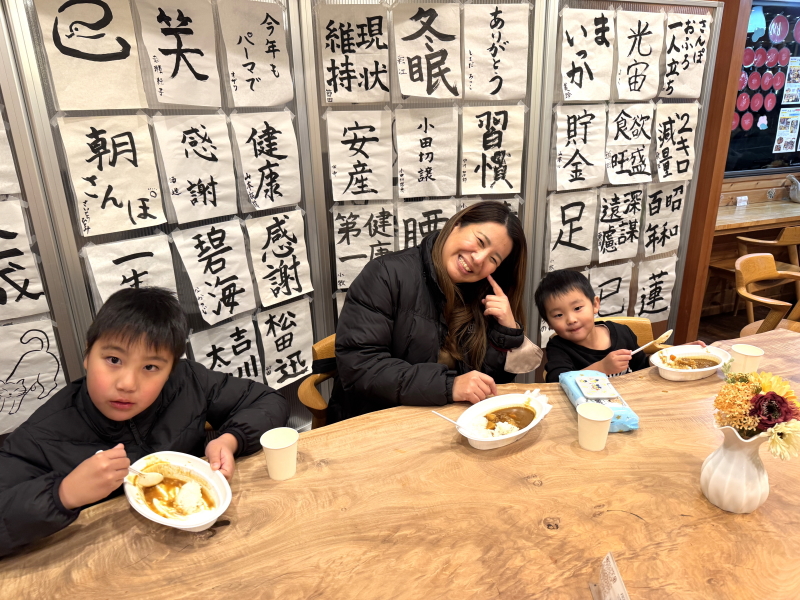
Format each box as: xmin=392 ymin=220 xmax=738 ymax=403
xmin=2 ymin=331 xmax=800 ymax=599
xmin=714 ymin=200 xmax=800 ymax=236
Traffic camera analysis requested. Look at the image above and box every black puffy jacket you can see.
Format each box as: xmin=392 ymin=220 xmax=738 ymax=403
xmin=0 ymin=359 xmax=288 ymax=558
xmin=330 ymin=231 xmax=524 ymax=422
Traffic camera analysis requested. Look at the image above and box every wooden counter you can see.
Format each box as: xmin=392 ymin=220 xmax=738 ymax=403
xmin=714 ymin=200 xmax=800 ymax=236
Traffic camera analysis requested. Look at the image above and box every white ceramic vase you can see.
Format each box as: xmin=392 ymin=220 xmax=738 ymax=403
xmin=700 ymin=426 xmax=769 ymax=514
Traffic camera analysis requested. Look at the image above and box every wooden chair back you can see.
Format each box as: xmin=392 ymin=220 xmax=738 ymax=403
xmin=776 ymin=226 xmax=800 ymax=246
xmin=596 ymin=316 xmax=671 ymax=354
xmin=297 ymin=334 xmax=336 ymax=429
xmin=734 ymin=254 xmax=800 ymax=334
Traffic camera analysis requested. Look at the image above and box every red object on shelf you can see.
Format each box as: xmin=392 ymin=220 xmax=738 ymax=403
xmin=761 ymin=71 xmax=774 ymax=91
xmin=751 ymin=92 xmax=764 ymax=112
xmin=736 ymin=92 xmax=751 ymax=111
xmin=731 ymin=112 xmax=740 ymax=131
xmin=748 ymin=71 xmax=762 ymax=90
xmin=754 ymin=47 xmax=768 ymax=67
xmin=773 ymin=70 xmax=787 ymax=90
xmin=743 ymin=46 xmax=755 ymax=67
xmin=770 ymin=15 xmax=790 ymax=43
xmin=741 ymin=112 xmax=755 ymax=131
xmin=739 ymin=70 xmax=748 ymax=91
xmin=779 ymin=47 xmax=792 ymax=67
xmin=765 ymin=92 xmax=778 ymax=112
xmin=795 ymin=17 xmax=800 ymax=43
xmin=766 ymin=47 xmax=780 ymax=67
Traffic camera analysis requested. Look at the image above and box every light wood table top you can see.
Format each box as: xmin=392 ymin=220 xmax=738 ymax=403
xmin=715 ymin=200 xmax=800 ymax=236
xmin=3 ymin=330 xmax=800 ymax=599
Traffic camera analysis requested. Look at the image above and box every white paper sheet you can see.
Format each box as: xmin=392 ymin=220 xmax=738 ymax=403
xmin=59 ymin=114 xmax=166 ymax=236
xmin=327 ymin=110 xmax=392 ymax=201
xmin=258 ymin=296 xmax=312 ymax=389
xmin=333 ymin=202 xmax=394 ymax=289
xmin=461 ymin=105 xmax=524 ymax=195
xmin=547 ymin=189 xmax=597 ymax=270
xmin=463 ymin=4 xmax=529 ymax=100
xmin=588 ymin=261 xmax=633 ymax=318
xmin=0 ymin=319 xmax=66 ymax=434
xmin=245 ymin=211 xmax=313 ymax=308
xmin=636 ymin=254 xmax=677 ymax=323
xmin=661 ymin=13 xmax=712 ymax=98
xmin=335 ymin=290 xmax=346 ymax=317
xmin=394 ymin=3 xmax=461 ymax=99
xmin=644 ymin=181 xmax=686 ymax=257
xmin=539 ymin=319 xmax=556 ymax=348
xmin=597 ymin=185 xmax=642 ymax=264
xmin=397 ymin=200 xmax=456 ymax=250
xmin=83 ymin=234 xmax=177 ymax=304
xmin=0 ymin=129 xmax=20 ymax=195
xmin=396 ymin=107 xmax=457 ymax=198
xmin=0 ymin=200 xmax=48 ymax=320
xmin=188 ymin=313 xmax=263 ymax=382
xmin=218 ymin=0 xmax=293 ymax=107
xmin=616 ymin=11 xmax=664 ymax=101
xmin=607 ymin=103 xmax=654 ymax=146
xmin=230 ymin=111 xmax=301 ymax=210
xmin=555 ymin=104 xmax=607 ymax=191
xmin=560 ymin=8 xmax=615 ymax=101
xmin=172 ymin=219 xmax=257 ymax=325
xmin=605 ymin=145 xmax=652 ymax=185
xmin=317 ymin=4 xmax=390 ymax=104
xmin=136 ymin=0 xmax=221 ymax=107
xmin=154 ymin=114 xmax=237 ymax=223
xmin=655 ymin=102 xmax=698 ymax=182
xmin=34 ymin=0 xmax=147 ymax=110
xmin=456 ymin=197 xmax=520 ymax=218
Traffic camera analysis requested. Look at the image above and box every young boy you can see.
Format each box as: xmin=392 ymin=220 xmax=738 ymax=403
xmin=0 ymin=288 xmax=289 ymax=558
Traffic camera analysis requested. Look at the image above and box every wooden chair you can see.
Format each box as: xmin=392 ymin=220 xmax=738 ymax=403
xmin=297 ymin=334 xmax=336 ymax=429
xmin=735 ymin=254 xmax=800 ymax=336
xmin=599 ymin=316 xmax=672 ymax=354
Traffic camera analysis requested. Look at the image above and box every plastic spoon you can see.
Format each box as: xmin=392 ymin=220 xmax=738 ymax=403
xmin=129 ymin=467 xmax=164 ymax=487
xmin=432 ymin=411 xmax=467 ymax=433
xmin=631 ymin=329 xmax=673 ymax=356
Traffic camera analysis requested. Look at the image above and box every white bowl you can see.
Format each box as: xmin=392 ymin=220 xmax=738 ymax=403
xmin=124 ymin=451 xmax=231 ymax=532
xmin=455 ymin=391 xmax=552 ymax=450
xmin=650 ymin=345 xmax=731 ymax=381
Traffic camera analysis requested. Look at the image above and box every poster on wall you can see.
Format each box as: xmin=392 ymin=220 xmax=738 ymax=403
xmin=615 ymin=11 xmax=664 ymax=101
xmin=661 ymin=13 xmax=712 ymax=99
xmin=333 ymin=202 xmax=394 ymax=289
xmin=188 ymin=313 xmax=263 ymax=382
xmin=560 ymin=8 xmax=615 ymax=101
xmin=588 ymin=261 xmax=633 ymax=318
xmin=258 ymin=296 xmax=312 ymax=389
xmin=34 ymin=0 xmax=148 ymax=110
xmin=636 ymin=254 xmax=677 ymax=323
xmin=597 ymin=185 xmax=642 ymax=264
xmin=136 ymin=0 xmax=221 ymax=107
xmin=218 ymin=0 xmax=293 ymax=107
xmin=783 ymin=58 xmax=800 ymax=105
xmin=397 ymin=200 xmax=457 ymax=250
xmin=317 ymin=4 xmax=390 ymax=104
xmin=59 ymin=114 xmax=166 ymax=237
xmin=773 ymin=108 xmax=800 ymax=153
xmin=0 ymin=199 xmax=48 ymax=320
xmin=463 ymin=3 xmax=529 ymax=101
xmin=547 ymin=189 xmax=597 ymax=270
xmin=461 ymin=105 xmax=524 ymax=195
xmin=654 ymin=102 xmax=698 ymax=182
xmin=396 ymin=108 xmax=457 ymax=198
xmin=554 ymin=104 xmax=607 ymax=191
xmin=0 ymin=319 xmax=66 ymax=435
xmin=644 ymin=181 xmax=686 ymax=257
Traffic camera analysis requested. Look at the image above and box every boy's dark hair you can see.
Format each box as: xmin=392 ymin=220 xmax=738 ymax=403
xmin=85 ymin=287 xmax=188 ymax=362
xmin=534 ymin=269 xmax=596 ymax=322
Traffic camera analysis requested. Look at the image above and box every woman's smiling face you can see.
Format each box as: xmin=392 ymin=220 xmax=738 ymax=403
xmin=441 ymin=222 xmax=513 ymax=284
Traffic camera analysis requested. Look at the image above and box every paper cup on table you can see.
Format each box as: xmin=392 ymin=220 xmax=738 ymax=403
xmin=260 ymin=427 xmax=299 ymax=481
xmin=577 ymin=402 xmax=614 ymax=452
xmin=730 ymin=344 xmax=764 ymax=373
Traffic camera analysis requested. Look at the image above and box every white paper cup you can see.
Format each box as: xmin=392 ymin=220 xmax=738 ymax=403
xmin=577 ymin=402 xmax=614 ymax=452
xmin=729 ymin=344 xmax=764 ymax=373
xmin=260 ymin=427 xmax=299 ymax=481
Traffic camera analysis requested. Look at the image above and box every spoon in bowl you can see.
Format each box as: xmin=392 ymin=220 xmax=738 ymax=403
xmin=129 ymin=467 xmax=164 ymax=487
xmin=431 ymin=411 xmax=467 ymax=433
xmin=631 ymin=329 xmax=673 ymax=356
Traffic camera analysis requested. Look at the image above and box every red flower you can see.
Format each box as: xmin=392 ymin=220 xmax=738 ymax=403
xmin=749 ymin=392 xmax=800 ymax=432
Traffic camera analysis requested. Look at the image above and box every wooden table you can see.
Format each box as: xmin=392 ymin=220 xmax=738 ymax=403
xmin=3 ymin=330 xmax=800 ymax=599
xmin=715 ymin=200 xmax=800 ymax=236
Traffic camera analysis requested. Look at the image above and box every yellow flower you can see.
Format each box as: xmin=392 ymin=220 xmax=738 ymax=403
xmin=767 ymin=420 xmax=800 ymax=461
xmin=751 ymin=372 xmax=798 ymax=406
xmin=713 ymin=381 xmax=760 ymax=431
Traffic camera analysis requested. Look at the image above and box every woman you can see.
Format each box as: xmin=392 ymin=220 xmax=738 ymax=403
xmin=329 ymin=201 xmax=542 ymax=423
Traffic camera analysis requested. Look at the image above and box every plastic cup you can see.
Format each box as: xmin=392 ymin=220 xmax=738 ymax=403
xmin=577 ymin=402 xmax=614 ymax=452
xmin=260 ymin=427 xmax=299 ymax=481
xmin=729 ymin=344 xmax=764 ymax=373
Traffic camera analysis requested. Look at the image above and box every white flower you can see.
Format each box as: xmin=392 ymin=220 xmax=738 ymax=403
xmin=767 ymin=420 xmax=800 ymax=461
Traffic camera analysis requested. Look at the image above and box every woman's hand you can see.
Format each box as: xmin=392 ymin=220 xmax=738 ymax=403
xmin=482 ymin=275 xmax=517 ymax=329
xmin=453 ymin=371 xmax=497 ymax=403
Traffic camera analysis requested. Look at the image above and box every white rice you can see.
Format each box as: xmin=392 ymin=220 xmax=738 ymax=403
xmin=466 ymin=416 xmax=520 ymax=439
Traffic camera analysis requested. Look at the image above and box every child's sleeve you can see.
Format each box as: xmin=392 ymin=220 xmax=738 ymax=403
xmin=0 ymin=429 xmax=80 ymax=558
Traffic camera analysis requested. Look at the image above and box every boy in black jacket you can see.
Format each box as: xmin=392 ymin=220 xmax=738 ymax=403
xmin=0 ymin=288 xmax=289 ymax=558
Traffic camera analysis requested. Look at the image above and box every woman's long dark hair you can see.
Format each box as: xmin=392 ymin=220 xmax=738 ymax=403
xmin=431 ymin=201 xmax=527 ymax=369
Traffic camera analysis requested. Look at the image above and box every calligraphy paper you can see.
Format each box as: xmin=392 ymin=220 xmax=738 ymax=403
xmin=259 ymin=296 xmax=312 ymax=389
xmin=318 ymin=4 xmax=390 ymax=104
xmin=218 ymin=0 xmax=293 ymax=107
xmin=189 ymin=314 xmax=263 ymax=382
xmin=655 ymin=102 xmax=698 ymax=182
xmin=394 ymin=3 xmax=461 ymax=99
xmin=644 ymin=181 xmax=686 ymax=257
xmin=616 ymin=11 xmax=664 ymax=101
xmin=335 ymin=291 xmax=346 ymax=316
xmin=245 ymin=212 xmax=313 ymax=308
xmin=463 ymin=4 xmax=529 ymax=100
xmin=59 ymin=114 xmax=166 ymax=236
xmin=0 ymin=129 xmax=20 ymax=194
xmin=661 ymin=13 xmax=712 ymax=98
xmin=0 ymin=319 xmax=66 ymax=434
xmin=560 ymin=8 xmax=615 ymax=101
xmin=333 ymin=203 xmax=393 ymax=289
xmin=636 ymin=254 xmax=677 ymax=323
xmin=172 ymin=219 xmax=256 ymax=325
xmin=597 ymin=185 xmax=642 ymax=264
xmin=605 ymin=103 xmax=654 ymax=184
xmin=230 ymin=111 xmax=301 ymax=210
xmin=457 ymin=197 xmax=520 ymax=218
xmin=547 ymin=189 xmax=597 ymax=270
xmin=327 ymin=110 xmax=392 ymax=201
xmin=397 ymin=200 xmax=456 ymax=250
xmin=83 ymin=234 xmax=177 ymax=304
xmin=154 ymin=114 xmax=237 ymax=223
xmin=461 ymin=105 xmax=524 ymax=195
xmin=35 ymin=0 xmax=147 ymax=110
xmin=555 ymin=104 xmax=607 ymax=191
xmin=136 ymin=0 xmax=221 ymax=107
xmin=396 ymin=108 xmax=457 ymax=198
xmin=588 ymin=261 xmax=633 ymax=318
xmin=0 ymin=200 xmax=48 ymax=320
xmin=539 ymin=319 xmax=556 ymax=349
